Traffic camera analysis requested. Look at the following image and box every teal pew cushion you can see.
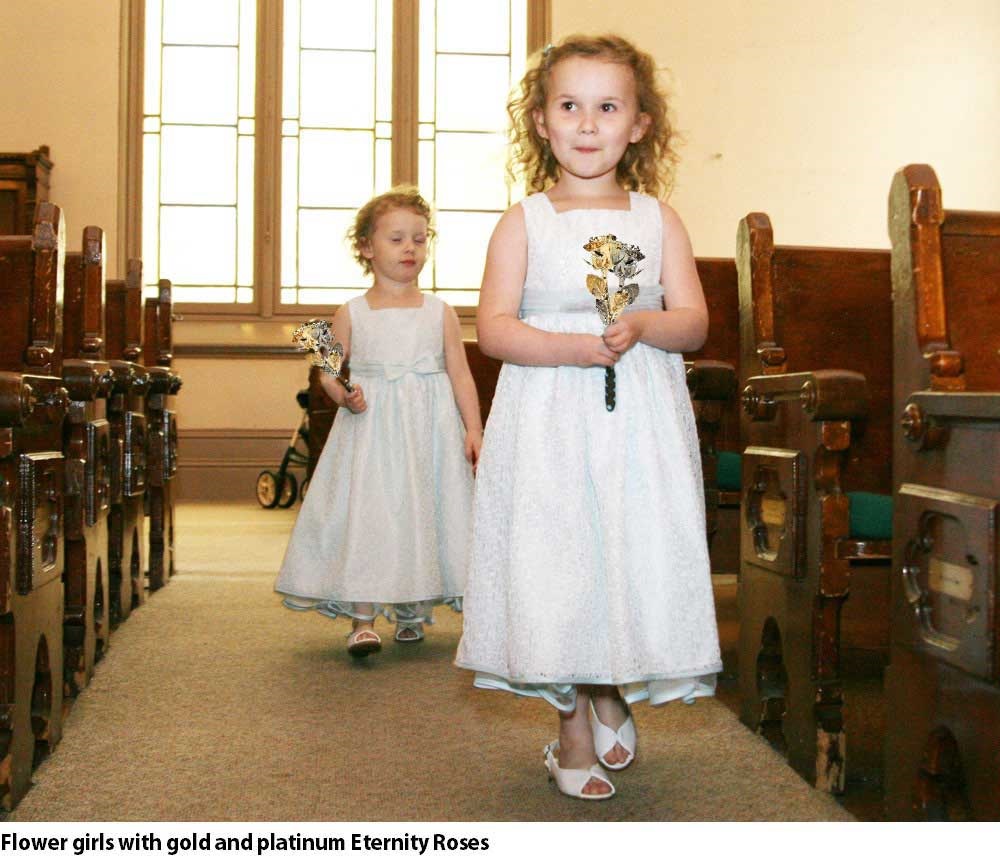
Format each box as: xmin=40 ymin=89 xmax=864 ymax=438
xmin=710 ymin=452 xmax=892 ymax=540
xmin=716 ymin=451 xmax=742 ymax=492
xmin=847 ymin=491 xmax=893 ymax=540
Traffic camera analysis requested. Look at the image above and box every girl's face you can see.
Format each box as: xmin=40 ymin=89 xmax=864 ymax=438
xmin=362 ymin=207 xmax=429 ymax=286
xmin=533 ymin=56 xmax=650 ymax=186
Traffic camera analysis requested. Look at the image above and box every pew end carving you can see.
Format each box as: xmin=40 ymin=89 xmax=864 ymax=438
xmin=105 ymin=262 xmax=149 ymax=624
xmin=61 ymin=227 xmax=113 ymax=697
xmin=735 ymin=213 xmax=893 ymax=793
xmin=884 ymin=164 xmax=1000 ymax=820
xmin=143 ymin=279 xmax=180 ymax=591
xmin=0 ymin=202 xmax=67 ymax=808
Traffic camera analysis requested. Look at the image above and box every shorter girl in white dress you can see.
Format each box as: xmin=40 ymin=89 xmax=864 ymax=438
xmin=276 ymin=187 xmax=482 ymax=657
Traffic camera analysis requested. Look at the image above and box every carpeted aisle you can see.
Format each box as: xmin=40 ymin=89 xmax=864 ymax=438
xmin=9 ymin=504 xmax=852 ymax=822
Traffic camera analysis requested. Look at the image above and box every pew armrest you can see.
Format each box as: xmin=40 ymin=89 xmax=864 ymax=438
xmin=742 ymin=370 xmax=869 ymax=422
xmin=901 ymin=390 xmax=1000 ymax=449
xmin=686 ymin=360 xmax=737 ymax=401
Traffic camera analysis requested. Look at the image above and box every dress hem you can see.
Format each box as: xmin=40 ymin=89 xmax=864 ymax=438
xmin=456 ymin=660 xmax=721 ymax=713
xmin=453 ymin=659 xmax=723 ymax=685
xmin=280 ymin=593 xmax=462 ymax=623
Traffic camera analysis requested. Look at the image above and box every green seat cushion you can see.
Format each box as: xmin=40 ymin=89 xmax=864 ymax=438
xmin=847 ymin=491 xmax=893 ymax=540
xmin=716 ymin=451 xmax=742 ymax=492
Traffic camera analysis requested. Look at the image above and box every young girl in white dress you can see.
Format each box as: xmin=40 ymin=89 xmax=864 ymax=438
xmin=276 ymin=187 xmax=482 ymax=657
xmin=455 ymin=35 xmax=721 ymax=800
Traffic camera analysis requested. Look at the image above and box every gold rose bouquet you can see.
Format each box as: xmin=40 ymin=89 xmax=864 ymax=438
xmin=583 ymin=234 xmax=643 ymax=411
xmin=291 ymin=318 xmax=354 ymax=393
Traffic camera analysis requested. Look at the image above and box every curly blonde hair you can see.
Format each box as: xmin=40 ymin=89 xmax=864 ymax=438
xmin=346 ymin=186 xmax=435 ymax=275
xmin=508 ymin=34 xmax=679 ymax=198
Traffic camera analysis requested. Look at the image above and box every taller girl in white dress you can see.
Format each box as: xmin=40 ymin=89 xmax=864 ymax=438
xmin=276 ymin=188 xmax=482 ymax=657
xmin=455 ymin=35 xmax=721 ymax=800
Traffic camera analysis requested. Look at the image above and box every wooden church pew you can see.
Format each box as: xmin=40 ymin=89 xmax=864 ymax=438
xmin=464 ymin=340 xmax=501 ymax=428
xmin=884 ymin=164 xmax=1000 ymax=820
xmin=686 ymin=257 xmax=740 ymax=575
xmin=61 ymin=226 xmax=113 ymax=697
xmin=735 ymin=212 xmax=893 ymax=792
xmin=305 ymin=338 xmax=503 ymax=478
xmin=0 ymin=202 xmax=67 ymax=809
xmin=105 ymin=260 xmax=149 ymax=625
xmin=143 ymin=279 xmax=181 ymax=591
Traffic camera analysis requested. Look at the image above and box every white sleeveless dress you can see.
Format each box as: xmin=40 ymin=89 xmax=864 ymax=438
xmin=455 ymin=192 xmax=721 ymax=710
xmin=275 ymin=294 xmax=473 ymax=624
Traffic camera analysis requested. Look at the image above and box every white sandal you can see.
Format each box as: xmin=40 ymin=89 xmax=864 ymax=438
xmin=394 ymin=621 xmax=425 ymax=643
xmin=543 ymin=741 xmax=615 ymax=800
xmin=347 ymin=627 xmax=381 ymax=656
xmin=589 ymin=700 xmax=637 ymax=771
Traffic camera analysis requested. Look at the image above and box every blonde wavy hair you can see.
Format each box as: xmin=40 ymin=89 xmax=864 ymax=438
xmin=508 ymin=34 xmax=679 ymax=198
xmin=346 ymin=186 xmax=435 ymax=275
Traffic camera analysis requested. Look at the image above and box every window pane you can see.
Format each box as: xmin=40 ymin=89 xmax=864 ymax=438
xmin=144 ymin=0 xmax=162 ymax=114
xmin=433 ymin=289 xmax=480 ymax=307
xmin=141 ymin=133 xmax=160 ymax=291
xmin=298 ymin=209 xmax=366 ymax=288
xmin=435 ymin=132 xmax=508 ymax=210
xmin=296 ymin=288 xmax=365 ymax=305
xmin=436 ymin=54 xmax=509 ymax=131
xmin=162 ymin=0 xmax=239 ymax=45
xmin=300 ymin=50 xmax=375 ymax=128
xmin=161 ymin=46 xmax=238 ymax=124
xmin=238 ymin=0 xmax=256 ymax=115
xmin=160 ymin=206 xmax=237 ymax=285
xmin=375 ymin=138 xmax=391 ymax=193
xmin=160 ymin=125 xmax=237 ymax=204
xmin=375 ymin=0 xmax=393 ymax=122
xmin=301 ymin=0 xmax=375 ymax=50
xmin=418 ymin=0 xmax=436 ymax=124
xmin=281 ymin=138 xmax=300 ymax=287
xmin=282 ymin=2 xmax=388 ymax=303
xmin=299 ymin=130 xmax=374 ymax=207
xmin=173 ymin=286 xmax=238 ymax=303
xmin=282 ymin=0 xmax=301 ymax=118
xmin=237 ymin=134 xmax=254 ymax=286
xmin=436 ymin=0 xmax=509 ymax=54
xmin=432 ymin=211 xmax=497 ymax=291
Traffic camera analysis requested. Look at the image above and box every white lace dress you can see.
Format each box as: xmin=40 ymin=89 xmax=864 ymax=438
xmin=275 ymin=294 xmax=473 ymax=625
xmin=455 ymin=192 xmax=721 ymax=711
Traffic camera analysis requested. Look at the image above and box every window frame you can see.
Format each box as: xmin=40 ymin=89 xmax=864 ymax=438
xmin=121 ymin=0 xmax=550 ymax=322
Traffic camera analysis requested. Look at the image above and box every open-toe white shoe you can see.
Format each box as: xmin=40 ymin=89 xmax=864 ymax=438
xmin=543 ymin=741 xmax=615 ymax=800
xmin=589 ymin=700 xmax=637 ymax=771
xmin=394 ymin=621 xmax=425 ymax=643
xmin=347 ymin=627 xmax=382 ymax=656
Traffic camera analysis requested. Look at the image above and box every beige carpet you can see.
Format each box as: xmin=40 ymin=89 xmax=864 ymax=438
xmin=9 ymin=503 xmax=852 ymax=822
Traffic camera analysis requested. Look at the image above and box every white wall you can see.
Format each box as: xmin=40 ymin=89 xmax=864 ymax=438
xmin=553 ymin=0 xmax=1000 ymax=254
xmin=0 ymin=0 xmax=121 ymax=271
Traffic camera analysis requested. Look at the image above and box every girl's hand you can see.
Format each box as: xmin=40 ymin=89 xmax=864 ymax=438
xmin=343 ymin=384 xmax=367 ymax=414
xmin=465 ymin=428 xmax=483 ymax=476
xmin=602 ymin=316 xmax=643 ymax=355
xmin=571 ymin=334 xmax=619 ymax=368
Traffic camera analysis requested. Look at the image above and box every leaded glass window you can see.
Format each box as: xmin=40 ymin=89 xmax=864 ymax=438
xmin=142 ymin=0 xmax=256 ymax=303
xmin=139 ymin=0 xmax=541 ymax=312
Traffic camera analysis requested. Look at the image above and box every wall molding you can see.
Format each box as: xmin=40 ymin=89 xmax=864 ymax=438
xmin=174 ymin=345 xmax=302 ymax=358
xmin=176 ymin=427 xmax=303 ymax=501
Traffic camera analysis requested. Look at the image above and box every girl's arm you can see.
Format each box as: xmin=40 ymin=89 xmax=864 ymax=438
xmin=319 ymin=302 xmax=366 ymax=412
xmin=477 ymin=205 xmax=619 ymax=368
xmin=602 ymin=203 xmax=709 ymax=355
xmin=442 ymin=304 xmax=484 ymax=470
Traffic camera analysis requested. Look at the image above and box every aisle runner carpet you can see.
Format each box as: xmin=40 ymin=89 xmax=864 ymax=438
xmin=10 ymin=504 xmax=852 ymax=822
